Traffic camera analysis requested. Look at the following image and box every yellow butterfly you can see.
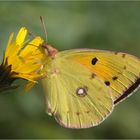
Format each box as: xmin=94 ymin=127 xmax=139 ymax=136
xmin=41 ymin=43 xmax=140 ymax=129
xmin=40 ymin=18 xmax=140 ymax=128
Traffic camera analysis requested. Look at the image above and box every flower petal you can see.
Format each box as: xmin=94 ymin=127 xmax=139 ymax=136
xmin=5 ymin=32 xmax=14 ymax=58
xmin=19 ymin=36 xmax=44 ymax=57
xmin=24 ymin=82 xmax=36 ymax=91
xmin=16 ymin=27 xmax=27 ymax=46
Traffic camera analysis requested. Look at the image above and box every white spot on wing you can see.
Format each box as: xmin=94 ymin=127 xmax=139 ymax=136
xmin=76 ymin=86 xmax=88 ymax=97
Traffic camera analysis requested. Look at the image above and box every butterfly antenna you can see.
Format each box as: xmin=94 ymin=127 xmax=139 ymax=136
xmin=40 ymin=16 xmax=48 ymax=43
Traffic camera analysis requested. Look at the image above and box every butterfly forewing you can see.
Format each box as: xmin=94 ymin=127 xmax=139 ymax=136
xmin=60 ymin=49 xmax=140 ymax=104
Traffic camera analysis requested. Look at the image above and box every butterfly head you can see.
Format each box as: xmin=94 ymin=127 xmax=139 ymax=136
xmin=41 ymin=43 xmax=58 ymax=58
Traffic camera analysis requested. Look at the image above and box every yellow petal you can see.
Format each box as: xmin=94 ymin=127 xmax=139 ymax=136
xmin=16 ymin=27 xmax=27 ymax=46
xmin=14 ymin=62 xmax=41 ymax=74
xmin=5 ymin=27 xmax=28 ymax=60
xmin=7 ymin=32 xmax=14 ymax=47
xmin=14 ymin=73 xmax=38 ymax=82
xmin=24 ymin=82 xmax=36 ymax=91
xmin=19 ymin=36 xmax=44 ymax=57
xmin=5 ymin=32 xmax=14 ymax=58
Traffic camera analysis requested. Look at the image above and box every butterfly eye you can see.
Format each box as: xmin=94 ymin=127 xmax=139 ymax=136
xmin=76 ymin=86 xmax=88 ymax=97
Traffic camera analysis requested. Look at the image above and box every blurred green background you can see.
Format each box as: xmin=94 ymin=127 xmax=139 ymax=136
xmin=0 ymin=1 xmax=140 ymax=139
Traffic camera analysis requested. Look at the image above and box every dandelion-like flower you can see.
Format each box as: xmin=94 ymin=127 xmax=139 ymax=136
xmin=0 ymin=27 xmax=46 ymax=92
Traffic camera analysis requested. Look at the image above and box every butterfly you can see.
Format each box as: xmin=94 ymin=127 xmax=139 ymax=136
xmin=41 ymin=43 xmax=140 ymax=129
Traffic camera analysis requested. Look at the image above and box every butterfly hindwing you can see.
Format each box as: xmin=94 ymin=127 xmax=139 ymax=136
xmin=42 ymin=55 xmax=114 ymax=128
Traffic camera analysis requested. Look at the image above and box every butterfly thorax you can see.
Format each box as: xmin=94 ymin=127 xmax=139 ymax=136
xmin=42 ymin=44 xmax=58 ymax=58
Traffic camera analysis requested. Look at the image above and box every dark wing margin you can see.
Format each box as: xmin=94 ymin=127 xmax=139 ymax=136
xmin=114 ymin=77 xmax=140 ymax=104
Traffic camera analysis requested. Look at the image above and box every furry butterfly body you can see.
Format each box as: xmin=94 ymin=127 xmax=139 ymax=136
xmin=42 ymin=45 xmax=140 ymax=128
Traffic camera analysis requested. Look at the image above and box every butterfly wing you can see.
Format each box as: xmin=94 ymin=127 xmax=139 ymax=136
xmin=42 ymin=55 xmax=114 ymax=128
xmin=57 ymin=49 xmax=140 ymax=104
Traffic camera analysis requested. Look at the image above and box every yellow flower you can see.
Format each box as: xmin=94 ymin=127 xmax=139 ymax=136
xmin=0 ymin=27 xmax=46 ymax=91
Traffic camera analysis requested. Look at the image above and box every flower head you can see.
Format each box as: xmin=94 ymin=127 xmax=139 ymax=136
xmin=0 ymin=27 xmax=46 ymax=91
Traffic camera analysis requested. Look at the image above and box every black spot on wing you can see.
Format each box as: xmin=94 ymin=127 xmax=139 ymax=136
xmin=91 ymin=57 xmax=98 ymax=65
xmin=112 ymin=76 xmax=118 ymax=80
xmin=76 ymin=112 xmax=80 ymax=116
xmin=86 ymin=110 xmax=90 ymax=114
xmin=114 ymin=52 xmax=118 ymax=55
xmin=122 ymin=54 xmax=126 ymax=58
xmin=91 ymin=73 xmax=96 ymax=79
xmin=123 ymin=66 xmax=127 ymax=70
xmin=104 ymin=81 xmax=110 ymax=86
xmin=114 ymin=77 xmax=140 ymax=104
